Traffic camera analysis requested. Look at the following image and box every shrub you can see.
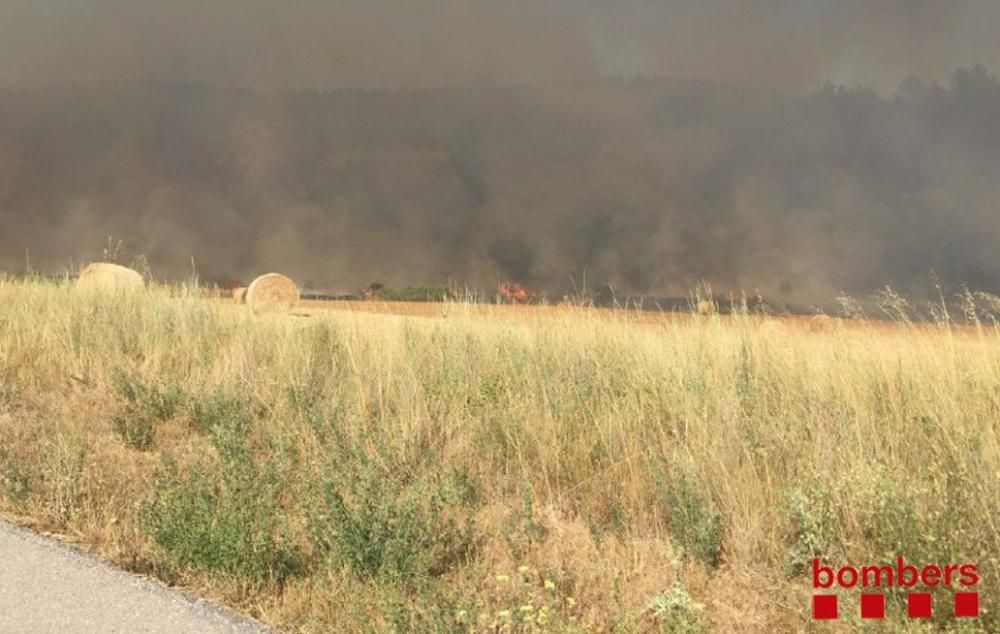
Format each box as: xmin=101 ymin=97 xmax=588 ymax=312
xmin=310 ymin=434 xmax=475 ymax=584
xmin=648 ymin=583 xmax=707 ymax=634
xmin=502 ymin=488 xmax=549 ymax=557
xmin=40 ymin=435 xmax=86 ymax=525
xmin=187 ymin=387 xmax=252 ymax=438
xmin=783 ymin=485 xmax=838 ymax=576
xmin=0 ymin=451 xmax=31 ymax=505
xmin=109 ymin=367 xmax=186 ymax=450
xmin=377 ymin=285 xmax=454 ymax=302
xmin=841 ymin=472 xmax=931 ymax=563
xmin=654 ymin=459 xmax=724 ymax=569
xmin=112 ymin=413 xmax=157 ymax=451
xmin=141 ymin=429 xmax=301 ymax=585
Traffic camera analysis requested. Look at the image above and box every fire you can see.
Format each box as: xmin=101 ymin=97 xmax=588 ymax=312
xmin=497 ymin=280 xmax=535 ymax=304
xmin=361 ymin=282 xmax=385 ymax=300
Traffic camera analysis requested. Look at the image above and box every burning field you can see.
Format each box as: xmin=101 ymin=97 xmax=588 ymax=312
xmin=0 ymin=275 xmax=997 ymax=632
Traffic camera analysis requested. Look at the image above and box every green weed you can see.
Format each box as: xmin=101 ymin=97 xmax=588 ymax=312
xmin=311 ymin=432 xmax=475 ymax=584
xmin=141 ymin=428 xmax=301 ymax=585
xmin=109 ymin=367 xmax=186 ymax=450
xmin=653 ymin=459 xmax=724 ymax=569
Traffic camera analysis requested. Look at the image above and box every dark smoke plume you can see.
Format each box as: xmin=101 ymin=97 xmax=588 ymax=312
xmin=2 ymin=2 xmax=1000 ymax=303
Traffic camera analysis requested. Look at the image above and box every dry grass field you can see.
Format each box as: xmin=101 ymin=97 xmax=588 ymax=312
xmin=0 ymin=275 xmax=997 ymax=632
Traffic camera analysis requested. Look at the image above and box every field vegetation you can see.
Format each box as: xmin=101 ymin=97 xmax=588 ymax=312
xmin=0 ymin=276 xmax=997 ymax=632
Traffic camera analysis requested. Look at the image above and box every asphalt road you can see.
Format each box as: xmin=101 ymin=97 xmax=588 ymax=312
xmin=0 ymin=520 xmax=274 ymax=634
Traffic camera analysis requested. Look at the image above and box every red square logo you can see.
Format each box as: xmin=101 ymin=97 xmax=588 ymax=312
xmin=860 ymin=594 xmax=885 ymax=619
xmin=907 ymin=593 xmax=932 ymax=618
xmin=955 ymin=592 xmax=979 ymax=618
xmin=813 ymin=594 xmax=838 ymax=620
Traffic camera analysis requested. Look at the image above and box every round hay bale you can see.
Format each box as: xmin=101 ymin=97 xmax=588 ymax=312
xmin=756 ymin=318 xmax=789 ymax=337
xmin=808 ymin=314 xmax=837 ymax=333
xmin=232 ymin=286 xmax=248 ymax=303
xmin=75 ymin=262 xmax=144 ymax=292
xmin=245 ymin=273 xmax=299 ymax=313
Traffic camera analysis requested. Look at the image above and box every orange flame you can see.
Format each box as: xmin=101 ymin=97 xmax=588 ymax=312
xmin=498 ymin=281 xmax=535 ymax=304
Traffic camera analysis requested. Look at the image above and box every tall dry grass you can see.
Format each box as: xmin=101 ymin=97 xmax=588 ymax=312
xmin=0 ymin=275 xmax=997 ymax=632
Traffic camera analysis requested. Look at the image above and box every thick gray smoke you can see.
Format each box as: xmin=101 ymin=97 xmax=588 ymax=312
xmin=2 ymin=1 xmax=1000 ymax=302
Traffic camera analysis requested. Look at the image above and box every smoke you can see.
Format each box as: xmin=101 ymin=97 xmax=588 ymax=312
xmin=2 ymin=2 xmax=1000 ymax=302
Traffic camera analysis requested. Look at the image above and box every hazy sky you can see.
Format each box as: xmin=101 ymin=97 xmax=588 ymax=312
xmin=2 ymin=1 xmax=999 ymax=91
